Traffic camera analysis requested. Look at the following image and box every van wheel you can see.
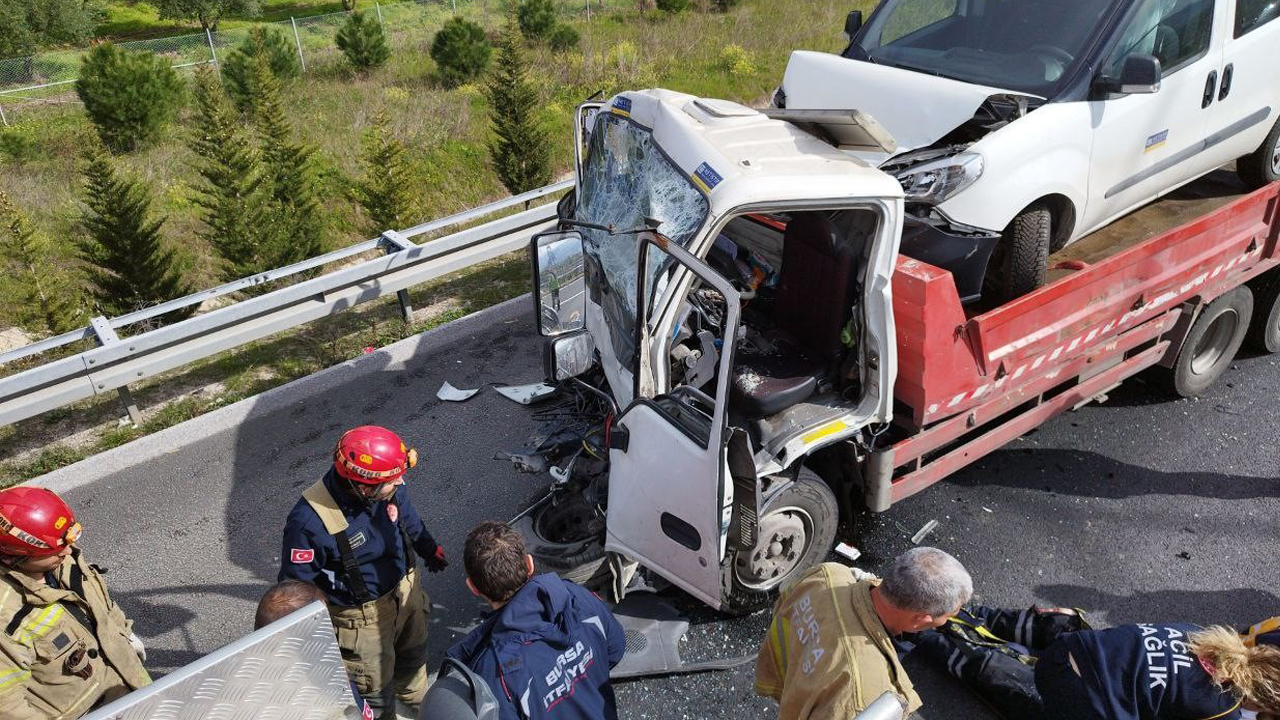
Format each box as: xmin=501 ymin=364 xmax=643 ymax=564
xmin=1237 ymin=117 xmax=1280 ymax=189
xmin=720 ymin=467 xmax=839 ymax=615
xmin=987 ymin=204 xmax=1051 ymax=304
xmin=1169 ymin=286 xmax=1253 ymax=397
xmin=1247 ymin=271 xmax=1280 ymax=353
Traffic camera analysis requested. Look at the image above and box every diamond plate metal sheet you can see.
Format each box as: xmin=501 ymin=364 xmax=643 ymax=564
xmin=85 ymin=602 xmax=357 ymax=720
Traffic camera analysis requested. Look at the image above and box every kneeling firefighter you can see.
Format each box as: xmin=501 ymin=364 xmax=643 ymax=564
xmin=279 ymin=425 xmax=448 ymax=719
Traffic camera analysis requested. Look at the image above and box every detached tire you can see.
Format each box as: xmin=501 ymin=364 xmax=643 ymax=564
xmin=1247 ymin=271 xmax=1280 ymax=353
xmin=1170 ymin=286 xmax=1253 ymax=397
xmin=988 ymin=204 xmax=1052 ymax=304
xmin=514 ymin=496 xmax=610 ymax=590
xmin=720 ymin=467 xmax=839 ymax=615
xmin=1237 ymin=116 xmax=1280 ymax=190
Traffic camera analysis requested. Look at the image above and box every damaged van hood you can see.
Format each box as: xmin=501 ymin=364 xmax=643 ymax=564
xmin=780 ymin=51 xmax=1042 ymax=161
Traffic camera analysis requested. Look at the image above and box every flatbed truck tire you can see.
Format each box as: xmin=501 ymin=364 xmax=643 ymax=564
xmin=1169 ymin=286 xmax=1253 ymax=397
xmin=719 ymin=467 xmax=839 ymax=615
xmin=1246 ymin=271 xmax=1280 ymax=353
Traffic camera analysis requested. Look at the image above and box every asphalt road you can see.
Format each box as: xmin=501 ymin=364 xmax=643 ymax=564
xmin=42 ymin=297 xmax=1280 ymax=720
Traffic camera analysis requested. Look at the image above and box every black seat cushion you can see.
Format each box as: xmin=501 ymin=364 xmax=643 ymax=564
xmin=730 ymin=331 xmax=825 ymax=418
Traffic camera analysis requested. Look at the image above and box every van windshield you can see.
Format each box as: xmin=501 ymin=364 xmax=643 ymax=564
xmin=577 ymin=111 xmax=709 ymax=370
xmin=850 ymin=0 xmax=1125 ymax=97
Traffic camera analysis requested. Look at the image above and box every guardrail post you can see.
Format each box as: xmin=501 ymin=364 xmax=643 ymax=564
xmin=380 ymin=229 xmax=416 ymax=323
xmin=290 ymin=17 xmax=306 ymax=71
xmin=89 ymin=316 xmax=143 ymax=426
xmin=206 ymin=28 xmax=220 ymax=70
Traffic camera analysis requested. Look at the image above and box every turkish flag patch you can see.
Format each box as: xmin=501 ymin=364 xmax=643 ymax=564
xmin=362 ymin=701 xmax=374 ymax=720
xmin=290 ymin=548 xmax=315 ymax=564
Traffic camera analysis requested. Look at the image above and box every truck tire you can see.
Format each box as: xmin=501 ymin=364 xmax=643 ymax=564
xmin=1169 ymin=286 xmax=1253 ymax=397
xmin=1247 ymin=271 xmax=1280 ymax=353
xmin=1237 ymin=116 xmax=1280 ymax=190
xmin=720 ymin=467 xmax=839 ymax=615
xmin=988 ymin=204 xmax=1051 ymax=305
xmin=513 ymin=498 xmax=611 ymax=590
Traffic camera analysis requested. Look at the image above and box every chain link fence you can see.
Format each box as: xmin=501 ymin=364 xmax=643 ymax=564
xmin=0 ymin=0 xmax=627 ymax=126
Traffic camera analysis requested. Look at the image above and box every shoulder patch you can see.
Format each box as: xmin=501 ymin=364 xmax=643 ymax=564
xmin=290 ymin=548 xmax=315 ymax=564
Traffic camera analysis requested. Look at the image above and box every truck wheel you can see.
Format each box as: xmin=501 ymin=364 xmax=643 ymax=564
xmin=513 ymin=496 xmax=611 ymax=590
xmin=720 ymin=467 xmax=839 ymax=615
xmin=1237 ymin=117 xmax=1280 ymax=190
xmin=1247 ymin=272 xmax=1280 ymax=353
xmin=1170 ymin=286 xmax=1253 ymax=397
xmin=987 ymin=204 xmax=1051 ymax=304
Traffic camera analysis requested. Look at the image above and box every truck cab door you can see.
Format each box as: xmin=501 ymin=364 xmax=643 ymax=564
xmin=604 ymin=232 xmax=740 ymax=609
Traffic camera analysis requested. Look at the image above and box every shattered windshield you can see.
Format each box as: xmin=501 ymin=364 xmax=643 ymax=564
xmin=852 ymin=0 xmax=1123 ymax=96
xmin=578 ymin=111 xmax=709 ymax=369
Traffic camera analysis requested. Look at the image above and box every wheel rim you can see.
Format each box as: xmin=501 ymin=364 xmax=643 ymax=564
xmin=1189 ymin=309 xmax=1239 ymax=376
xmin=1271 ymin=137 xmax=1280 ymax=176
xmin=734 ymin=505 xmax=813 ymax=591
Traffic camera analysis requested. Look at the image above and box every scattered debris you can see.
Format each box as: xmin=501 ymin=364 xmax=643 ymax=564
xmin=911 ymin=519 xmax=939 ymax=545
xmin=494 ymin=382 xmax=557 ymax=405
xmin=834 ymin=542 xmax=862 ymax=562
xmin=436 ymin=381 xmax=480 ymax=402
xmin=1176 ymin=551 xmax=1192 ymax=560
xmin=495 ymin=451 xmax=548 ymax=474
xmin=981 ymin=506 xmax=994 ymax=513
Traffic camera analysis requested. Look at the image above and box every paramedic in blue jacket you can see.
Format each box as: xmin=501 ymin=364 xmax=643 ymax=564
xmin=447 ymin=521 xmax=626 ymax=720
xmin=279 ymin=425 xmax=448 ymax=720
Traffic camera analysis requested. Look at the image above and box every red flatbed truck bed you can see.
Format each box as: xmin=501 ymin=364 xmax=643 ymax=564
xmin=861 ymin=178 xmax=1280 ymax=512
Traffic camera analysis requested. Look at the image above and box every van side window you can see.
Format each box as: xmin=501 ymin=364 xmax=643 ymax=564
xmin=1235 ymin=0 xmax=1280 ymax=36
xmin=1104 ymin=0 xmax=1215 ymax=75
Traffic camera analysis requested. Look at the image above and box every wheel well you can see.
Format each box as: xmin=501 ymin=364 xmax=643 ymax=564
xmin=1034 ymin=194 xmax=1076 ymax=253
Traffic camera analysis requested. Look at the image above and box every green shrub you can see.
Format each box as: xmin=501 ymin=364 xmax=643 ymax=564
xmin=75 ymin=43 xmax=185 ymax=153
xmin=223 ymin=27 xmax=301 ymax=111
xmin=548 ymin=23 xmax=580 ymax=52
xmin=517 ymin=0 xmax=557 ymax=39
xmin=430 ymin=17 xmax=491 ymax=88
xmin=335 ymin=11 xmax=391 ymax=72
xmin=656 ymin=0 xmax=688 ymax=12
xmin=718 ymin=43 xmax=755 ymax=75
xmin=0 ymin=128 xmax=37 ymax=163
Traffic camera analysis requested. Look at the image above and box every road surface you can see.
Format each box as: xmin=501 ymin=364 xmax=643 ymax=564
xmin=42 ymin=295 xmax=1280 ymax=719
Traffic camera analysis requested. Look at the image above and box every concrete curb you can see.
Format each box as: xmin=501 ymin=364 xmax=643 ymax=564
xmin=35 ymin=295 xmax=532 ymax=494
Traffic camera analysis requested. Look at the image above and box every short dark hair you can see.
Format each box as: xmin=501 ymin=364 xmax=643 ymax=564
xmin=464 ymin=521 xmax=529 ymax=603
xmin=255 ymin=579 xmax=328 ymax=629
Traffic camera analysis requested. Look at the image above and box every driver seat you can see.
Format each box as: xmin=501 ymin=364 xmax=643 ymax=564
xmin=729 ymin=212 xmax=861 ymax=418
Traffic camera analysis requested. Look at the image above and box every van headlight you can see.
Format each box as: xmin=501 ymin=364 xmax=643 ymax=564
xmin=893 ymin=152 xmax=984 ymax=205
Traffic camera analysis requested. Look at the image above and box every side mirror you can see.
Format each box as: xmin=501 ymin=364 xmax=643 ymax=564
xmin=530 ymin=230 xmax=586 ymax=337
xmin=843 ymin=9 xmax=864 ymax=41
xmin=543 ymin=331 xmax=596 ymax=381
xmin=1100 ymin=53 xmax=1162 ymax=96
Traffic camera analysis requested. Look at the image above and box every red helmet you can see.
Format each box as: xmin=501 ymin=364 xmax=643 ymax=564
xmin=0 ymin=487 xmax=82 ymax=558
xmin=333 ymin=425 xmax=418 ymax=485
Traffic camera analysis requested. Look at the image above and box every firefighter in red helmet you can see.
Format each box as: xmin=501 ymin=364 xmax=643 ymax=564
xmin=0 ymin=486 xmax=150 ymax=719
xmin=279 ymin=425 xmax=447 ymax=719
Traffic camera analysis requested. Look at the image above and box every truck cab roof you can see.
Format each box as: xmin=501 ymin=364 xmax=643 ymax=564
xmin=609 ymin=89 xmax=903 ymax=218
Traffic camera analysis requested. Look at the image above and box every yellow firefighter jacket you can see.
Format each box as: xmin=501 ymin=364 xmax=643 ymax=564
xmin=0 ymin=550 xmax=150 ymax=719
xmin=755 ymin=562 xmax=923 ymax=720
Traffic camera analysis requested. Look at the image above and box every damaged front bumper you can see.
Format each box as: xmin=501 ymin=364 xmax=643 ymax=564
xmin=899 ymin=212 xmax=1001 ymax=303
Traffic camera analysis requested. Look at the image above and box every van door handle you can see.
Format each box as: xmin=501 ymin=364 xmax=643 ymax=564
xmin=1218 ymin=64 xmax=1234 ymax=100
xmin=1202 ymin=71 xmax=1218 ymax=108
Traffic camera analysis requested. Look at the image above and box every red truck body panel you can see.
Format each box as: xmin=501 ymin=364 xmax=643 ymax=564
xmin=892 ymin=183 xmax=1280 ymax=428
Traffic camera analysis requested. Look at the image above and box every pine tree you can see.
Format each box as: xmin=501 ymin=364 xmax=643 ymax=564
xmin=486 ymin=11 xmax=551 ymax=195
xmin=0 ymin=190 xmax=84 ymax=334
xmin=248 ymin=45 xmax=324 ymax=266
xmin=77 ymin=43 xmax=185 ymax=153
xmin=187 ymin=69 xmax=276 ymax=283
xmin=224 ymin=26 xmax=301 ymax=112
xmin=78 ymin=141 xmax=193 ymax=320
xmin=335 ymin=11 xmax=391 ymax=72
xmin=354 ymin=112 xmax=415 ymax=232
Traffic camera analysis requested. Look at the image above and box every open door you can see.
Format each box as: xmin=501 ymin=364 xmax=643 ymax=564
xmin=604 ymin=233 xmax=740 ymax=608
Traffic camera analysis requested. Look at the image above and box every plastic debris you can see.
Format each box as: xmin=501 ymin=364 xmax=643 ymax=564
xmin=982 ymin=506 xmax=994 ymax=513
xmin=493 ymin=382 xmax=557 ymax=405
xmin=911 ymin=519 xmax=939 ymax=545
xmin=495 ymin=451 xmax=548 ymax=474
xmin=834 ymin=542 xmax=862 ymax=562
xmin=436 ymin=381 xmax=479 ymax=402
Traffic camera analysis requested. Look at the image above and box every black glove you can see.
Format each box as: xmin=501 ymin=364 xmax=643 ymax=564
xmin=425 ymin=544 xmax=449 ymax=573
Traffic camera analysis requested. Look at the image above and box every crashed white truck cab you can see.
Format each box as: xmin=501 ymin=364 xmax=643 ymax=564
xmin=525 ymin=89 xmax=905 ymax=611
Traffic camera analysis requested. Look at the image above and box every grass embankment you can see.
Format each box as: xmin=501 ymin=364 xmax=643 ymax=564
xmin=0 ymin=0 xmax=863 ymax=486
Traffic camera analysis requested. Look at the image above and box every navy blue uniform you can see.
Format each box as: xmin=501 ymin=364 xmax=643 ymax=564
xmin=279 ymin=469 xmax=440 ymax=606
xmin=1062 ymin=623 xmax=1241 ymax=720
xmin=447 ymin=573 xmax=626 ymax=720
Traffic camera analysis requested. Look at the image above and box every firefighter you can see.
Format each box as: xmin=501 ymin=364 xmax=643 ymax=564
xmin=279 ymin=425 xmax=448 ymax=719
xmin=0 ymin=486 xmax=150 ymax=719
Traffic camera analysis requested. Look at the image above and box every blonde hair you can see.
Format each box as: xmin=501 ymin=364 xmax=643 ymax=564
xmin=1189 ymin=626 xmax=1280 ymax=712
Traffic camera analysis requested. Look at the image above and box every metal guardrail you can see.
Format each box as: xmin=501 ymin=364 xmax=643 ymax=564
xmin=0 ymin=180 xmax=571 ymax=427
